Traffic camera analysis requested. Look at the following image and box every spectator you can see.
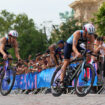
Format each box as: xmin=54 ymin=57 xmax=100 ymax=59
xmin=99 ymin=37 xmax=105 ymax=57
xmin=48 ymin=43 xmax=57 ymax=66
xmin=94 ymin=37 xmax=101 ymax=54
xmin=94 ymin=34 xmax=98 ymax=40
xmin=28 ymin=60 xmax=34 ymax=73
xmin=99 ymin=37 xmax=105 ymax=78
xmin=102 ymin=36 xmax=105 ymax=41
xmin=16 ymin=61 xmax=26 ymax=74
xmin=28 ymin=55 xmax=32 ymax=61
xmin=93 ymin=37 xmax=105 ymax=83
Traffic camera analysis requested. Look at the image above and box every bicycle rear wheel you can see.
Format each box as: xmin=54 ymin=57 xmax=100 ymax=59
xmin=75 ymin=64 xmax=95 ymax=97
xmin=0 ymin=67 xmax=16 ymax=96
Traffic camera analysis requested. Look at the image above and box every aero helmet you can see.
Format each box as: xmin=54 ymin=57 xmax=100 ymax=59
xmin=83 ymin=23 xmax=95 ymax=34
xmin=8 ymin=30 xmax=18 ymax=37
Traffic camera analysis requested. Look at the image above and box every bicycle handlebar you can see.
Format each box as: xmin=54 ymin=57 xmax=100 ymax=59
xmin=70 ymin=57 xmax=83 ymax=63
xmin=70 ymin=50 xmax=100 ymax=63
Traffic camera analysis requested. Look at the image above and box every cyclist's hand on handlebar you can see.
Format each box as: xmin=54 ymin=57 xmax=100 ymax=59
xmin=72 ymin=52 xmax=82 ymax=60
xmin=76 ymin=52 xmax=82 ymax=58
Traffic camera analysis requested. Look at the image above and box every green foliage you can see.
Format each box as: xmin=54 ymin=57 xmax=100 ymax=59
xmin=59 ymin=9 xmax=74 ymax=21
xmin=92 ymin=2 xmax=105 ymax=36
xmin=0 ymin=10 xmax=48 ymax=59
xmin=0 ymin=9 xmax=81 ymax=59
xmin=50 ymin=10 xmax=81 ymax=43
xmin=0 ymin=10 xmax=15 ymax=36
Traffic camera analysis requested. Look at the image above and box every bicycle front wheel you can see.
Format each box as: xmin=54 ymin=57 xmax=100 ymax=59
xmin=75 ymin=63 xmax=95 ymax=97
xmin=51 ymin=66 xmax=63 ymax=97
xmin=0 ymin=67 xmax=16 ymax=96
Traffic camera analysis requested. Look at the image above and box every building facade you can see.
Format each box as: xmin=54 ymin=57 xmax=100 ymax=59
xmin=69 ymin=0 xmax=105 ymax=22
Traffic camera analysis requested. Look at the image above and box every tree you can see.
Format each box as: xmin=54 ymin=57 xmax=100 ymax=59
xmin=0 ymin=10 xmax=48 ymax=59
xmin=50 ymin=10 xmax=81 ymax=43
xmin=0 ymin=10 xmax=15 ymax=36
xmin=13 ymin=13 xmax=48 ymax=58
xmin=59 ymin=9 xmax=74 ymax=22
xmin=92 ymin=2 xmax=105 ymax=36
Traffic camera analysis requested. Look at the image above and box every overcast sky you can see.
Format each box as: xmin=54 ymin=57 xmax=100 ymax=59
xmin=0 ymin=0 xmax=74 ymax=27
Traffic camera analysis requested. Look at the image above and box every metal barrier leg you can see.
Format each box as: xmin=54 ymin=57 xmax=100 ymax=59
xmin=97 ymin=77 xmax=105 ymax=94
xmin=70 ymin=88 xmax=75 ymax=94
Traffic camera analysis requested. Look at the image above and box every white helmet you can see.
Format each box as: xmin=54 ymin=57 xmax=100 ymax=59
xmin=83 ymin=23 xmax=95 ymax=34
xmin=8 ymin=30 xmax=18 ymax=37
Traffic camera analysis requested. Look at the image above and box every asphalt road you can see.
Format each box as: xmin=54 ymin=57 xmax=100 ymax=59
xmin=0 ymin=94 xmax=105 ymax=105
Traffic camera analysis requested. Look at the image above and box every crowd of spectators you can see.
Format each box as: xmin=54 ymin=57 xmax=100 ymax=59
xmin=16 ymin=35 xmax=105 ymax=79
xmin=16 ymin=40 xmax=65 ymax=75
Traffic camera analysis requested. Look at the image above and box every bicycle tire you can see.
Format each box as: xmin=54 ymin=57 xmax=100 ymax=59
xmin=51 ymin=66 xmax=63 ymax=97
xmin=0 ymin=67 xmax=16 ymax=96
xmin=74 ymin=63 xmax=95 ymax=97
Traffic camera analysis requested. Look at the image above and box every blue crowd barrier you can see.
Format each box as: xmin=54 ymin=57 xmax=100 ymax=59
xmin=2 ymin=63 xmax=98 ymax=90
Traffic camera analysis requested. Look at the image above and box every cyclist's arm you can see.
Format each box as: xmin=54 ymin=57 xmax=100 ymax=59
xmin=72 ymin=31 xmax=81 ymax=55
xmin=14 ymin=40 xmax=21 ymax=60
xmin=102 ymin=45 xmax=105 ymax=51
xmin=0 ymin=38 xmax=7 ymax=56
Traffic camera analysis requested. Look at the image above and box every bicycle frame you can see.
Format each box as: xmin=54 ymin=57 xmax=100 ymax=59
xmin=68 ymin=50 xmax=87 ymax=82
xmin=69 ymin=64 xmax=82 ymax=81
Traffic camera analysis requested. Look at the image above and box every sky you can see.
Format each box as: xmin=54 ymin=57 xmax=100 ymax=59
xmin=0 ymin=0 xmax=74 ymax=35
xmin=0 ymin=0 xmax=74 ymax=24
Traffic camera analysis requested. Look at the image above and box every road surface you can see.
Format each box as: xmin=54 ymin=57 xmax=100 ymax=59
xmin=0 ymin=94 xmax=105 ymax=105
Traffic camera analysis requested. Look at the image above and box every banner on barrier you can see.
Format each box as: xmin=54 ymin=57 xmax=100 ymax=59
xmin=2 ymin=63 xmax=98 ymax=90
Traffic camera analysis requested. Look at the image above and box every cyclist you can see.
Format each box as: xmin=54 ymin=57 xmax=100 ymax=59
xmin=60 ymin=23 xmax=95 ymax=87
xmin=0 ymin=30 xmax=21 ymax=60
xmin=55 ymin=40 xmax=65 ymax=64
xmin=48 ymin=41 xmax=65 ymax=66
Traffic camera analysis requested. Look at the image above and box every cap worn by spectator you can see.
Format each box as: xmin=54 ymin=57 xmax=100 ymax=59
xmin=57 ymin=40 xmax=64 ymax=45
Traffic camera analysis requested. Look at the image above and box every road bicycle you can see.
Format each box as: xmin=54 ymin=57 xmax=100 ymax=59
xmin=51 ymin=50 xmax=95 ymax=97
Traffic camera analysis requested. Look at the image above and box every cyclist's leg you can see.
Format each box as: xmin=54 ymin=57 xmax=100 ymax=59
xmin=60 ymin=59 xmax=69 ymax=82
xmin=60 ymin=43 xmax=72 ymax=83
